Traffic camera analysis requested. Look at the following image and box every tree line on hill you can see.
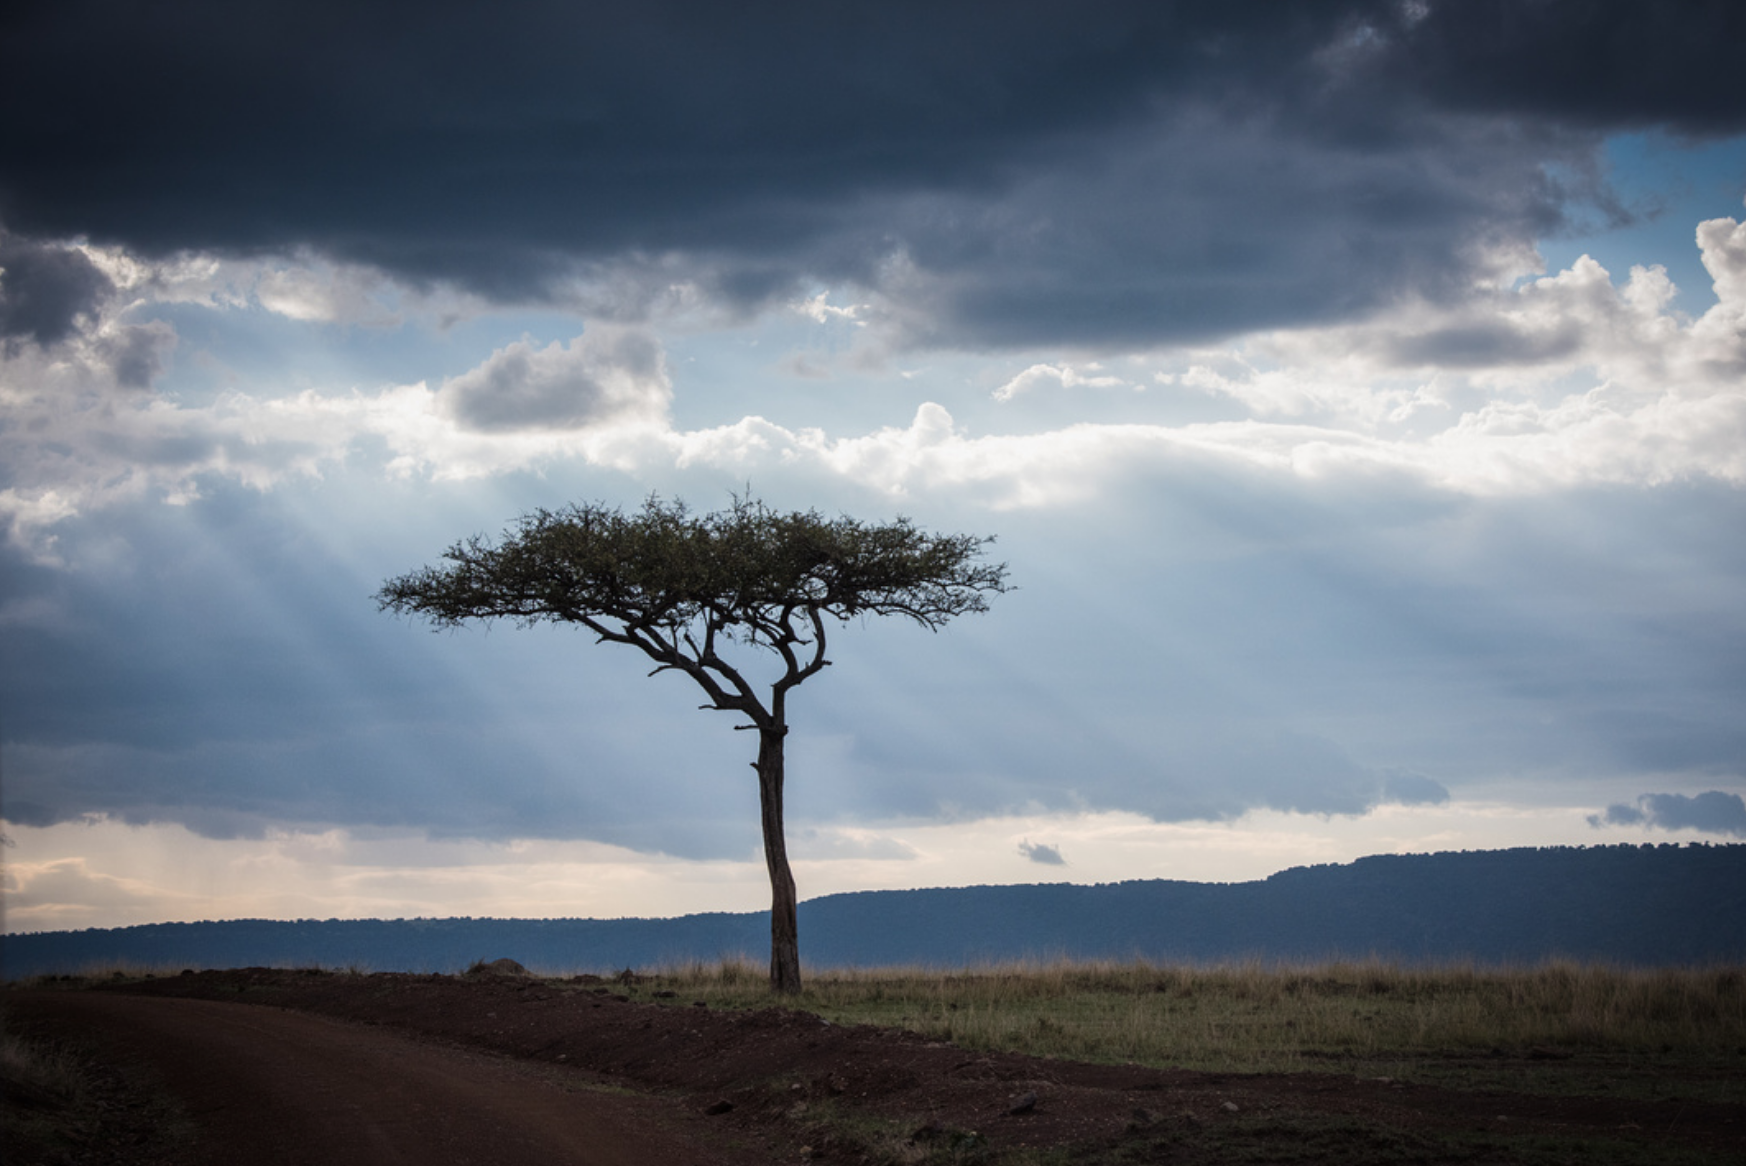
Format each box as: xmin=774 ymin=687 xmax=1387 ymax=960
xmin=4 ymin=843 xmax=1742 ymax=980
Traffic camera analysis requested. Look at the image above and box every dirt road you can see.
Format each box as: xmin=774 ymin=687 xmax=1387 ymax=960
xmin=8 ymin=991 xmax=759 ymax=1166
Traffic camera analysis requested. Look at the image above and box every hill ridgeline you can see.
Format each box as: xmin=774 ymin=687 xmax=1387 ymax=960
xmin=4 ymin=844 xmax=1742 ymax=979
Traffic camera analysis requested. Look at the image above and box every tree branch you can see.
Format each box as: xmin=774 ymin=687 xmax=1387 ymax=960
xmin=376 ymin=494 xmax=1008 ymax=737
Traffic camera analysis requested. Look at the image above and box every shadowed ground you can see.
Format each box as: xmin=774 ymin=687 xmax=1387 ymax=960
xmin=7 ymin=989 xmax=767 ymax=1165
xmin=7 ymin=968 xmax=1745 ymax=1165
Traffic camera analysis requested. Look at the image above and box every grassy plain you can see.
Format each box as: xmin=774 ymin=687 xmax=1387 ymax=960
xmin=7 ymin=958 xmax=1744 ymax=1165
xmin=643 ymin=958 xmax=1746 ymax=1105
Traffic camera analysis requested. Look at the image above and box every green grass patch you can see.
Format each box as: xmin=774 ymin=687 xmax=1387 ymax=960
xmin=631 ymin=958 xmax=1746 ymax=1104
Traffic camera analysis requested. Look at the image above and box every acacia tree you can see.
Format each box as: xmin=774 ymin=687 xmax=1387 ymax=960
xmin=377 ymin=495 xmax=1008 ymax=992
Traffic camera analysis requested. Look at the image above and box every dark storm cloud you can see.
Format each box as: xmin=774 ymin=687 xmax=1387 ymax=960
xmin=1018 ymin=840 xmax=1066 ymax=866
xmin=1592 ymin=791 xmax=1746 ymax=837
xmin=1377 ymin=0 xmax=1746 ymax=133
xmin=0 ymin=233 xmax=113 ymax=348
xmin=3 ymin=1 xmax=1742 ymax=346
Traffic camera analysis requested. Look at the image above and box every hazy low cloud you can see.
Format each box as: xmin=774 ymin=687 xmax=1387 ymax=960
xmin=1018 ymin=840 xmax=1066 ymax=866
xmin=2 ymin=856 xmax=174 ymax=931
xmin=1590 ymin=791 xmax=1746 ymax=837
xmin=252 ymin=261 xmax=403 ymax=327
xmin=1380 ymin=771 xmax=1452 ymax=807
xmin=791 ymin=829 xmax=918 ymax=862
xmin=439 ymin=328 xmax=670 ymax=434
xmin=4 ymin=453 xmax=1742 ymax=852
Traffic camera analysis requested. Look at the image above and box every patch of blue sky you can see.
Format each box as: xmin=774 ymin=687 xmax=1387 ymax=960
xmin=661 ymin=308 xmax=928 ymax=434
xmin=1536 ymin=131 xmax=1746 ymax=312
xmin=664 ymin=323 xmax=1261 ymax=452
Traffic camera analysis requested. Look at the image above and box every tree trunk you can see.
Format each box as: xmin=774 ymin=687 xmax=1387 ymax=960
xmin=755 ymin=725 xmax=802 ymax=993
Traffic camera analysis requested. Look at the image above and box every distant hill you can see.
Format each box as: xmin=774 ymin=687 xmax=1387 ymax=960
xmin=5 ymin=843 xmax=1743 ymax=979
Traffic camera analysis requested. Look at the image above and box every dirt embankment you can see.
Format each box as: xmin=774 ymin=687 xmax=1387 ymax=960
xmin=8 ymin=967 xmax=1745 ymax=1165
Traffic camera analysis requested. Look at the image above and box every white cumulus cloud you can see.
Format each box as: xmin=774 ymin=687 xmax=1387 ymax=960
xmin=993 ymin=362 xmax=1127 ymax=402
xmin=6 ymin=220 xmax=1745 ymax=559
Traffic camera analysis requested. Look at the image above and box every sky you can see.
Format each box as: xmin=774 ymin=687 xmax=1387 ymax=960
xmin=3 ymin=0 xmax=1745 ymax=936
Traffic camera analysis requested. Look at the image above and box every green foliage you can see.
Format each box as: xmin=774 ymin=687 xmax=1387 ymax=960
xmin=378 ymin=494 xmax=1006 ymax=648
xmin=377 ymin=494 xmax=1007 ymax=736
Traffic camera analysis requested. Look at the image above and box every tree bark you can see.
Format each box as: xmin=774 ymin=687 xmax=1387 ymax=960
xmin=756 ymin=726 xmax=802 ymax=993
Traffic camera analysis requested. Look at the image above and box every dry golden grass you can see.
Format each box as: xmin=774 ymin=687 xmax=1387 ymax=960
xmin=644 ymin=957 xmax=1746 ymax=1092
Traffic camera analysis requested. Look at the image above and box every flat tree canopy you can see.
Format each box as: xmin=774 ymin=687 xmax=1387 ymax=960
xmin=378 ymin=495 xmax=1009 ymax=991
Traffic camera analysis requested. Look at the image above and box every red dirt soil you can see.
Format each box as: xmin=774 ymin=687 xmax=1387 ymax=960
xmin=8 ymin=966 xmax=1745 ymax=1164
